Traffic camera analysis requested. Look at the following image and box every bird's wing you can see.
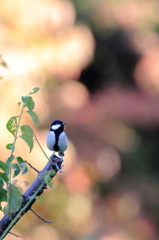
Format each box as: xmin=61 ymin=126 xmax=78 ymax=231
xmin=58 ymin=132 xmax=68 ymax=152
xmin=46 ymin=131 xmax=55 ymax=151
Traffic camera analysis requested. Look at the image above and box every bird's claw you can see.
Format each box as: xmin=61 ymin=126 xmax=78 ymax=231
xmin=50 ymin=154 xmax=64 ymax=173
xmin=54 ymin=162 xmax=64 ymax=173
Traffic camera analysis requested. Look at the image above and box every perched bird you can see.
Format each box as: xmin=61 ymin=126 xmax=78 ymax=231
xmin=46 ymin=120 xmax=68 ymax=157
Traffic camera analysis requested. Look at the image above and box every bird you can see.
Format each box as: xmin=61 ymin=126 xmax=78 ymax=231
xmin=46 ymin=120 xmax=68 ymax=158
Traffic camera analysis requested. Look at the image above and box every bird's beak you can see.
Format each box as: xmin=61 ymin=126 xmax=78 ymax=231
xmin=63 ymin=122 xmax=66 ymax=125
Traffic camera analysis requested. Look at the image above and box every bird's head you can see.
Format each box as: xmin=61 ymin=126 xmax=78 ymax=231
xmin=50 ymin=120 xmax=66 ymax=132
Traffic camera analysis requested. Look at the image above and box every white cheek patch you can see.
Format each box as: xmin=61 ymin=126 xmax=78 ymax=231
xmin=51 ymin=124 xmax=61 ymax=130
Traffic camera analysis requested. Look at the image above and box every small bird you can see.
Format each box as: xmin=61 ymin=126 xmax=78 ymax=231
xmin=46 ymin=120 xmax=68 ymax=157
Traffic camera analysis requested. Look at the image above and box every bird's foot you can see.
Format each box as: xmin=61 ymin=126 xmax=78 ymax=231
xmin=50 ymin=154 xmax=64 ymax=173
xmin=54 ymin=162 xmax=64 ymax=173
xmin=50 ymin=153 xmax=63 ymax=162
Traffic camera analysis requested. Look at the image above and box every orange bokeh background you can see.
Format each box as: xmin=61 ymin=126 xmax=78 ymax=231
xmin=1 ymin=0 xmax=159 ymax=240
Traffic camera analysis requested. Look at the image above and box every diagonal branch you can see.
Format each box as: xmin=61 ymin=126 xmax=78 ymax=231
xmin=0 ymin=154 xmax=62 ymax=239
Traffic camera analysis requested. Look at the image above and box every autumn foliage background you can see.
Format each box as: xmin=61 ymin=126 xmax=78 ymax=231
xmin=1 ymin=0 xmax=159 ymax=239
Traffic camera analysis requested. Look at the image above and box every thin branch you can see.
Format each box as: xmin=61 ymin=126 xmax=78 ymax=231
xmin=30 ymin=208 xmax=52 ymax=223
xmin=34 ymin=133 xmax=51 ymax=163
xmin=25 ymin=160 xmax=39 ymax=173
xmin=9 ymin=232 xmax=22 ymax=238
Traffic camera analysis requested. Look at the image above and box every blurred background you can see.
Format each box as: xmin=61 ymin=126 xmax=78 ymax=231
xmin=1 ymin=0 xmax=159 ymax=239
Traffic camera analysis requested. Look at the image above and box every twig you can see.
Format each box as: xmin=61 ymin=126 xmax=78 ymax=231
xmin=34 ymin=133 xmax=51 ymax=163
xmin=30 ymin=208 xmax=52 ymax=223
xmin=9 ymin=232 xmax=22 ymax=237
xmin=25 ymin=160 xmax=39 ymax=173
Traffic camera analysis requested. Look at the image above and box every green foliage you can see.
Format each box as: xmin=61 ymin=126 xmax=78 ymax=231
xmin=5 ymin=183 xmax=22 ymax=214
xmin=0 ymin=87 xmax=41 ymax=217
xmin=21 ymin=125 xmax=33 ymax=138
xmin=22 ymin=96 xmax=35 ymax=110
xmin=0 ymin=173 xmax=9 ymax=183
xmin=29 ymin=87 xmax=40 ymax=95
xmin=16 ymin=157 xmax=28 ymax=174
xmin=0 ymin=189 xmax=7 ymax=202
xmin=27 ymin=110 xmax=39 ymax=126
xmin=0 ymin=161 xmax=10 ymax=175
xmin=20 ymin=134 xmax=34 ymax=152
xmin=6 ymin=155 xmax=14 ymax=164
xmin=40 ymin=169 xmax=55 ymax=189
xmin=6 ymin=116 xmax=18 ymax=136
xmin=6 ymin=143 xmax=15 ymax=151
xmin=35 ymin=196 xmax=44 ymax=202
xmin=12 ymin=164 xmax=20 ymax=178
xmin=0 ymin=86 xmax=56 ymax=239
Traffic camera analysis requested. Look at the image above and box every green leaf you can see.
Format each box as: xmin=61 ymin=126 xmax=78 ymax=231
xmin=7 ymin=183 xmax=22 ymax=213
xmin=0 ymin=161 xmax=10 ymax=175
xmin=0 ymin=188 xmax=7 ymax=202
xmin=21 ymin=96 xmax=28 ymax=103
xmin=27 ymin=110 xmax=39 ymax=126
xmin=16 ymin=157 xmax=28 ymax=174
xmin=29 ymin=87 xmax=40 ymax=95
xmin=6 ymin=143 xmax=15 ymax=151
xmin=21 ymin=96 xmax=35 ymax=110
xmin=0 ymin=172 xmax=9 ymax=182
xmin=6 ymin=155 xmax=14 ymax=164
xmin=40 ymin=170 xmax=55 ymax=189
xmin=0 ymin=178 xmax=3 ymax=189
xmin=21 ymin=125 xmax=33 ymax=138
xmin=3 ymin=205 xmax=9 ymax=215
xmin=6 ymin=116 xmax=18 ymax=136
xmin=35 ymin=196 xmax=44 ymax=202
xmin=12 ymin=164 xmax=20 ymax=178
xmin=26 ymin=96 xmax=35 ymax=110
xmin=17 ymin=102 xmax=21 ymax=106
xmin=20 ymin=134 xmax=34 ymax=152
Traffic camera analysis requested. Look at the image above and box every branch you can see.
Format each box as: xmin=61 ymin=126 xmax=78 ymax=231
xmin=0 ymin=154 xmax=62 ymax=239
xmin=30 ymin=208 xmax=52 ymax=223
xmin=9 ymin=232 xmax=22 ymax=238
xmin=25 ymin=160 xmax=39 ymax=173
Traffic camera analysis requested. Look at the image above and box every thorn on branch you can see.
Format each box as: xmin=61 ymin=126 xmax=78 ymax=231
xmin=9 ymin=231 xmax=22 ymax=237
xmin=30 ymin=208 xmax=52 ymax=223
xmin=25 ymin=160 xmax=39 ymax=173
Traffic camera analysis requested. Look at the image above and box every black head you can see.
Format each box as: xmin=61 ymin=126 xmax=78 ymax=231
xmin=50 ymin=120 xmax=66 ymax=132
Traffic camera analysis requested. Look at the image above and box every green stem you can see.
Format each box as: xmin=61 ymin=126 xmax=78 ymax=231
xmin=33 ymin=133 xmax=52 ymax=163
xmin=7 ymin=103 xmax=25 ymax=216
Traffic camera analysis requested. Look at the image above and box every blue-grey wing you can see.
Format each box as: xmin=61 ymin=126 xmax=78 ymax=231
xmin=46 ymin=131 xmax=55 ymax=151
xmin=58 ymin=132 xmax=68 ymax=152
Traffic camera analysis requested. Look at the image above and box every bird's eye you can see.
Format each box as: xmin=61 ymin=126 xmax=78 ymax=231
xmin=51 ymin=124 xmax=61 ymax=130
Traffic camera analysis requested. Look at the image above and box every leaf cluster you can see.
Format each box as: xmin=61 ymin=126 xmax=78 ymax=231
xmin=0 ymin=88 xmax=40 ymax=216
